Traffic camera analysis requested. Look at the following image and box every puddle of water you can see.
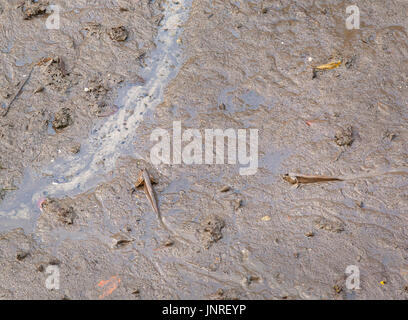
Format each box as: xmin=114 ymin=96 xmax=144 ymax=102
xmin=0 ymin=0 xmax=194 ymax=232
xmin=15 ymin=57 xmax=32 ymax=67
xmin=241 ymin=90 xmax=265 ymax=109
xmin=258 ymin=149 xmax=292 ymax=181
xmin=218 ymin=87 xmax=270 ymax=116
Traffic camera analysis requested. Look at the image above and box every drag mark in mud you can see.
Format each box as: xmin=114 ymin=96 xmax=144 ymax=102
xmin=1 ymin=66 xmax=34 ymax=117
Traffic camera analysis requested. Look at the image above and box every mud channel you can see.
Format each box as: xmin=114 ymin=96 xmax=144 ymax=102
xmin=0 ymin=0 xmax=407 ymax=299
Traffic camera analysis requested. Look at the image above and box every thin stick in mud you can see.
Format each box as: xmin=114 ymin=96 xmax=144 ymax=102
xmin=2 ymin=67 xmax=34 ymax=117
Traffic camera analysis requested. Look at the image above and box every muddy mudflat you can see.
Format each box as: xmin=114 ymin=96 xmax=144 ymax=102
xmin=0 ymin=0 xmax=407 ymax=299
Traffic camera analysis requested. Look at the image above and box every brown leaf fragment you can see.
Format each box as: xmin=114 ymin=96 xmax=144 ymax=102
xmin=315 ymin=60 xmax=342 ymax=70
xmin=36 ymin=57 xmax=53 ymax=67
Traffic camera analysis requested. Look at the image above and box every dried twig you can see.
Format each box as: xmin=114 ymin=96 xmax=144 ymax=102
xmin=2 ymin=67 xmax=34 ymax=117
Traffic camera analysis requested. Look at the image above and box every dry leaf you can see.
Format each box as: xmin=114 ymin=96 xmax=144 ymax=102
xmin=315 ymin=60 xmax=342 ymax=70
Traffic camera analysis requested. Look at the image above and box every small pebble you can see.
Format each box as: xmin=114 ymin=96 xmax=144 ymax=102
xmin=164 ymin=240 xmax=174 ymax=247
xmin=219 ymin=186 xmax=230 ymax=193
xmin=16 ymin=252 xmax=30 ymax=261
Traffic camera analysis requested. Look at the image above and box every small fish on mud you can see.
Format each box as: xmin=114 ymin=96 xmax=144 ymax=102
xmin=134 ymin=170 xmax=185 ymax=238
xmin=135 ymin=169 xmax=160 ymax=216
xmin=283 ymin=173 xmax=343 ymax=186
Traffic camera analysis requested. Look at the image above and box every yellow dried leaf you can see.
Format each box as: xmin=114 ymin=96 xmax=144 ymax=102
xmin=261 ymin=216 xmax=271 ymax=221
xmin=315 ymin=60 xmax=342 ymax=70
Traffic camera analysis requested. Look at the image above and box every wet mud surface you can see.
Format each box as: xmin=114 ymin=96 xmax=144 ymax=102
xmin=0 ymin=0 xmax=407 ymax=299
